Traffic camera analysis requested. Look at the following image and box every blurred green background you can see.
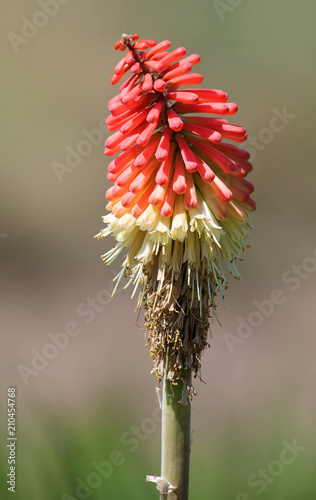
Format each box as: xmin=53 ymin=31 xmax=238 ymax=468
xmin=1 ymin=1 xmax=316 ymax=498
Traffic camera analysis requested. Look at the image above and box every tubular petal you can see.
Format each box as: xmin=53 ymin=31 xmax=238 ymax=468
xmin=212 ymin=142 xmax=250 ymax=162
xmin=174 ymin=102 xmax=230 ymax=115
xmin=153 ymin=79 xmax=166 ymax=92
xmin=195 ymin=156 xmax=215 ymax=183
xmin=134 ymin=133 xmax=161 ymax=168
xmin=184 ymin=170 xmax=198 ymax=210
xmin=156 ymin=142 xmax=176 ymax=185
xmin=184 ymin=88 xmax=228 ymax=103
xmin=120 ymin=107 xmax=151 ymax=134
xmin=116 ymin=163 xmax=140 ymax=187
xmin=187 ymin=135 xmax=236 ymax=174
xmin=129 ymin=158 xmax=159 ymax=194
xmin=166 ymin=73 xmax=204 ymax=88
xmin=147 ymin=101 xmax=164 ymax=123
xmin=182 ymin=122 xmax=222 ymax=144
xmin=137 ymin=121 xmax=159 ymax=147
xmin=131 ymin=183 xmax=156 ymax=218
xmin=167 ymin=109 xmax=183 ymax=132
xmin=175 ymin=134 xmax=199 ymax=172
xmin=155 ymin=127 xmax=173 ymax=161
xmin=165 ymin=91 xmax=199 ymax=104
xmin=159 ymin=47 xmax=187 ymax=67
xmin=163 ymin=63 xmax=192 ymax=82
xmin=121 ymin=190 xmax=141 ymax=208
xmin=104 ymin=145 xmax=122 ymax=156
xmin=115 ymin=56 xmax=127 ymax=75
xmin=148 ymin=182 xmax=169 ymax=206
xmin=121 ymin=83 xmax=143 ymax=104
xmin=142 ymin=60 xmax=163 ymax=72
xmin=146 ymin=40 xmax=171 ymax=59
xmin=142 ymin=73 xmax=153 ymax=92
xmin=173 ymin=151 xmax=187 ymax=194
xmin=210 ymin=177 xmax=233 ymax=203
xmin=130 ymin=62 xmax=141 ymax=74
xmin=160 ymin=181 xmax=176 ymax=218
xmin=108 ymin=145 xmax=142 ymax=173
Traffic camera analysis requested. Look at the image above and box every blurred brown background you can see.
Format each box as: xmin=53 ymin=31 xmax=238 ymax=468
xmin=1 ymin=1 xmax=316 ymax=498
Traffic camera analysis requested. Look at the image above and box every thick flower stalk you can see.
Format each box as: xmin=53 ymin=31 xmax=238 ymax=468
xmin=97 ymin=33 xmax=255 ymax=385
xmin=96 ymin=33 xmax=255 ymax=500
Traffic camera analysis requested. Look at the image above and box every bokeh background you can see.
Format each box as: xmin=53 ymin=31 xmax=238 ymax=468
xmin=1 ymin=1 xmax=316 ymax=499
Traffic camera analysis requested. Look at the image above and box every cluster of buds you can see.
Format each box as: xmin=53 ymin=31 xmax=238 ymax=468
xmin=96 ymin=34 xmax=255 ymax=385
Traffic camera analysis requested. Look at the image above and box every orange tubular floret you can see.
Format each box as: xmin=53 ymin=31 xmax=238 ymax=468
xmin=184 ymin=170 xmax=198 ymax=210
xmin=142 ymin=73 xmax=153 ymax=92
xmin=175 ymin=134 xmax=199 ymax=172
xmin=187 ymin=135 xmax=236 ymax=174
xmin=166 ymin=109 xmax=183 ymax=132
xmin=182 ymin=123 xmax=222 ymax=144
xmin=195 ymin=156 xmax=215 ymax=183
xmin=160 ymin=181 xmax=176 ymax=218
xmin=148 ymin=182 xmax=169 ymax=206
xmin=114 ymin=56 xmax=127 ymax=75
xmin=121 ymin=190 xmax=140 ymax=208
xmin=129 ymin=159 xmax=160 ymax=193
xmin=104 ymin=145 xmax=122 ymax=156
xmin=156 ymin=127 xmax=173 ymax=161
xmin=155 ymin=142 xmax=176 ymax=185
xmin=137 ymin=122 xmax=159 ymax=147
xmin=120 ymin=107 xmax=151 ymax=134
xmin=210 ymin=177 xmax=233 ymax=203
xmin=184 ymin=88 xmax=228 ymax=103
xmin=147 ymin=101 xmax=164 ymax=123
xmin=142 ymin=60 xmax=163 ymax=72
xmin=173 ymin=152 xmax=187 ymax=194
xmin=165 ymin=92 xmax=199 ymax=104
xmin=165 ymin=73 xmax=204 ymax=88
xmin=159 ymin=47 xmax=187 ymax=67
xmin=134 ymin=133 xmax=161 ymax=168
xmin=116 ymin=163 xmax=140 ymax=188
xmin=145 ymin=40 xmax=171 ymax=59
xmin=131 ymin=183 xmax=156 ymax=218
xmin=163 ymin=63 xmax=192 ymax=82
xmin=153 ymin=79 xmax=166 ymax=92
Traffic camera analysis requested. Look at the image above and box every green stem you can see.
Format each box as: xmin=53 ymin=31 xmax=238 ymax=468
xmin=160 ymin=350 xmax=191 ymax=500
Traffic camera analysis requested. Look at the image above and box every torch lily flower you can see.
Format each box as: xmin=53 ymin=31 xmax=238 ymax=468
xmin=96 ymin=33 xmax=255 ymax=382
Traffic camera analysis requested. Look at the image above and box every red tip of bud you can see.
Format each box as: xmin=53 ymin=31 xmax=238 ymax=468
xmin=134 ymin=41 xmax=149 ymax=49
xmin=130 ymin=62 xmax=141 ymax=74
xmin=166 ymin=109 xmax=183 ymax=132
xmin=142 ymin=73 xmax=154 ymax=92
xmin=153 ymin=79 xmax=166 ymax=92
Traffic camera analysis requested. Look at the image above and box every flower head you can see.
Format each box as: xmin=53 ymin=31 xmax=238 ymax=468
xmin=96 ymin=34 xmax=255 ymax=383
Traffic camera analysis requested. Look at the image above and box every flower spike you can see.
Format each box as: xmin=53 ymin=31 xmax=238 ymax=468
xmin=96 ymin=33 xmax=255 ymax=385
